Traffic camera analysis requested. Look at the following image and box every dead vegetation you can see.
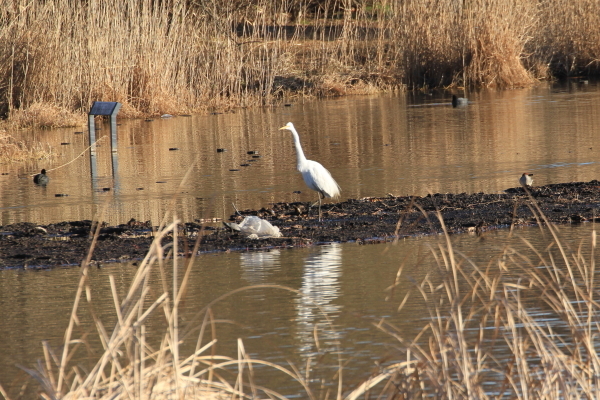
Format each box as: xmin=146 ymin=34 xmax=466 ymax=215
xmin=7 ymin=103 xmax=85 ymax=129
xmin=2 ymin=185 xmax=600 ymax=398
xmin=0 ymin=0 xmax=599 ymax=126
xmin=349 ymin=206 xmax=600 ymax=399
xmin=6 ymin=214 xmax=342 ymax=400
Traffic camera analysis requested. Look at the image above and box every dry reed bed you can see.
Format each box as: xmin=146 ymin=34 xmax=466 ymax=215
xmin=5 ymin=194 xmax=600 ymax=399
xmin=9 ymin=214 xmax=342 ymax=400
xmin=1 ymin=0 xmax=600 ymax=127
xmin=348 ymin=205 xmax=600 ymax=398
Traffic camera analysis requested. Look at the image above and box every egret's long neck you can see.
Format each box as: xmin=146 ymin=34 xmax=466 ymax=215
xmin=290 ymin=128 xmax=307 ymax=170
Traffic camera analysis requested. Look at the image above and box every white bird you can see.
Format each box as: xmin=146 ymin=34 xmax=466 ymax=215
xmin=279 ymin=122 xmax=341 ymax=221
xmin=519 ymin=173 xmax=533 ymax=187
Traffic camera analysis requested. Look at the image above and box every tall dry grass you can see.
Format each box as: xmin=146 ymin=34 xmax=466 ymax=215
xmin=349 ymin=203 xmax=600 ymax=398
xmin=5 ymin=187 xmax=600 ymax=398
xmin=13 ymin=212 xmax=342 ymax=400
xmin=1 ymin=0 xmax=600 ymax=126
xmin=533 ymin=0 xmax=600 ymax=78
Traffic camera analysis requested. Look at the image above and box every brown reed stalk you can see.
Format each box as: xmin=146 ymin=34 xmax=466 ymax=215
xmin=349 ymin=202 xmax=600 ymax=399
xmin=55 ymin=201 xmax=105 ymax=396
xmin=22 ymin=217 xmax=344 ymax=399
xmin=2 ymin=0 xmax=600 ymax=127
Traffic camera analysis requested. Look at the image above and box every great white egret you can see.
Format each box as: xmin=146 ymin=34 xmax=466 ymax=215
xmin=279 ymin=122 xmax=341 ymax=221
xmin=452 ymin=94 xmax=468 ymax=107
xmin=519 ymin=173 xmax=533 ymax=187
xmin=33 ymin=169 xmax=49 ymax=185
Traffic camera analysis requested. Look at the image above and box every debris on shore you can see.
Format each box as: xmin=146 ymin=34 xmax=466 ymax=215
xmin=2 ymin=181 xmax=600 ymax=269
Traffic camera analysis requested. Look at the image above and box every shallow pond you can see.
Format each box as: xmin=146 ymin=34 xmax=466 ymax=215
xmin=1 ymin=223 xmax=597 ymax=397
xmin=1 ymin=81 xmax=600 ymax=226
xmin=2 ymin=81 xmax=600 ymax=396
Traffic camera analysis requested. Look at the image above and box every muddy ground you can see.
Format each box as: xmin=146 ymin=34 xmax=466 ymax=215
xmin=2 ymin=181 xmax=600 ymax=269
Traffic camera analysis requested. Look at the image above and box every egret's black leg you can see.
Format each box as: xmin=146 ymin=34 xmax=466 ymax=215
xmin=309 ymin=192 xmax=325 ymax=221
xmin=318 ymin=192 xmax=324 ymax=221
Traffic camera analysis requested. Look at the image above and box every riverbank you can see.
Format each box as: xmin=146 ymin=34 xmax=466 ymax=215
xmin=1 ymin=180 xmax=599 ymax=269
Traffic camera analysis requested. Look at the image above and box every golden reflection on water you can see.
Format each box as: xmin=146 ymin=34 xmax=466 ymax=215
xmin=0 ymin=224 xmax=597 ymax=396
xmin=1 ymin=82 xmax=600 ymax=226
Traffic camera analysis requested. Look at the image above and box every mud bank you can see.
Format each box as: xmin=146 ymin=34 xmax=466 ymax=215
xmin=2 ymin=181 xmax=600 ymax=270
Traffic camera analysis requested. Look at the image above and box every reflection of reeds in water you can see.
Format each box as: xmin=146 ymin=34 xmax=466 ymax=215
xmin=3 ymin=86 xmax=599 ymax=228
xmin=0 ymin=131 xmax=54 ymax=163
xmin=2 ymin=0 xmax=600 ymax=125
xmin=9 ymin=184 xmax=600 ymax=398
xmin=17 ymin=216 xmax=343 ymax=399
xmin=349 ymin=199 xmax=600 ymax=398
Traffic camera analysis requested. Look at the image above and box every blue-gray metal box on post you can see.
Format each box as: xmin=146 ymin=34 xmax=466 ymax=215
xmin=89 ymin=101 xmax=121 ymax=117
xmin=88 ymin=101 xmax=122 ymax=154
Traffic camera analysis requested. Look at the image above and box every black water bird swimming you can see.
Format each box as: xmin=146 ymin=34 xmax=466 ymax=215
xmin=33 ymin=169 xmax=49 ymax=185
xmin=452 ymin=94 xmax=468 ymax=107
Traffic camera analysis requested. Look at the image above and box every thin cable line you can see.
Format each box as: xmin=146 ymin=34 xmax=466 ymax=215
xmin=31 ymin=136 xmax=107 ymax=176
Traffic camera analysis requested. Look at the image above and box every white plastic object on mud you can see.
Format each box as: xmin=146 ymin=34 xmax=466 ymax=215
xmin=229 ymin=216 xmax=282 ymax=239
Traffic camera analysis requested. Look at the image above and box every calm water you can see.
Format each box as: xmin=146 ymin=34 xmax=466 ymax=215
xmin=1 ymin=81 xmax=600 ymax=225
xmin=2 ymin=82 xmax=600 ymax=396
xmin=1 ymin=224 xmax=597 ymax=396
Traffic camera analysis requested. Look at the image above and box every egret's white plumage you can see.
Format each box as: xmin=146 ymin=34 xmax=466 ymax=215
xmin=280 ymin=122 xmax=341 ymax=221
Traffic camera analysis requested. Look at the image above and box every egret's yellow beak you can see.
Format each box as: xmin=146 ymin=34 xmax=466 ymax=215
xmin=279 ymin=125 xmax=288 ymax=130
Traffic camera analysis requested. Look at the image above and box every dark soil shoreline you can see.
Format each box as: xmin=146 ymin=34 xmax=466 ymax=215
xmin=2 ymin=180 xmax=600 ymax=270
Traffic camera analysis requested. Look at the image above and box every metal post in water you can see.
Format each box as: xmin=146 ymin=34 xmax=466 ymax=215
xmin=88 ymin=101 xmax=122 ymax=188
xmin=88 ymin=113 xmax=98 ymax=179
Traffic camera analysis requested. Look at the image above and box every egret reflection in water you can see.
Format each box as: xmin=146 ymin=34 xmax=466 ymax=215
xmin=240 ymin=250 xmax=282 ymax=285
xmin=294 ymin=243 xmax=343 ymax=355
